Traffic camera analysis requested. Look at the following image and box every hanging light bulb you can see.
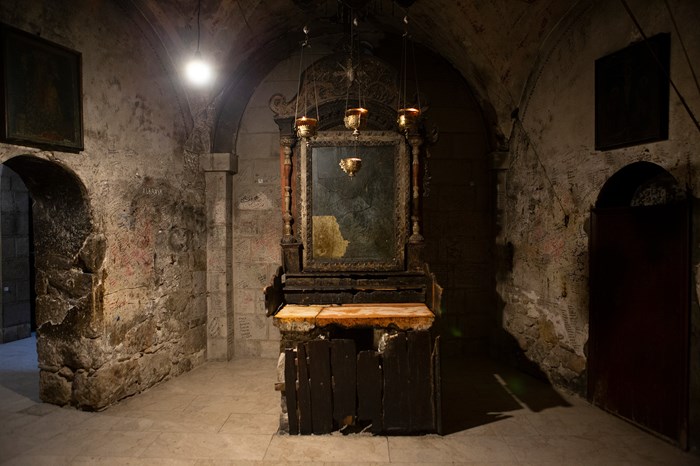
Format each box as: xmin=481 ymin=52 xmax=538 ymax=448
xmin=186 ymin=51 xmax=212 ymax=86
xmin=186 ymin=0 xmax=213 ymax=87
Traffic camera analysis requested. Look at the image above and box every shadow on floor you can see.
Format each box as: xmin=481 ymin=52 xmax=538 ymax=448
xmin=439 ymin=356 xmax=572 ymax=435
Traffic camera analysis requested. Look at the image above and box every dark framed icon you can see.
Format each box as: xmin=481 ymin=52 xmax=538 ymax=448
xmin=1 ymin=23 xmax=83 ymax=152
xmin=595 ymin=33 xmax=670 ymax=151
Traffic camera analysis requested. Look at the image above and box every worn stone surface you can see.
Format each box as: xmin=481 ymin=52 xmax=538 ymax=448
xmin=0 ymin=1 xmax=207 ymax=410
xmin=497 ymin=0 xmax=700 ymax=418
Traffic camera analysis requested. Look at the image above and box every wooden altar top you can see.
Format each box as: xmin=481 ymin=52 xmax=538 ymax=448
xmin=273 ymin=303 xmax=434 ymax=332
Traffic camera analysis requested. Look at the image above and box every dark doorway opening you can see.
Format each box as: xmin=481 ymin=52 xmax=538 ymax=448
xmin=0 ymin=164 xmax=35 ymax=344
xmin=589 ymin=162 xmax=689 ymax=448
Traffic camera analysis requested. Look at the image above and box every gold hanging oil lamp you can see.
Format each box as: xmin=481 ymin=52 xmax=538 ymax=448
xmin=339 ymin=14 xmax=366 ymax=177
xmin=397 ymin=16 xmax=421 ymax=134
xmin=344 ymin=107 xmax=368 ymax=136
xmin=339 ymin=156 xmax=362 ymax=177
xmin=343 ymin=15 xmax=369 ymax=137
xmin=294 ymin=25 xmax=320 ymax=139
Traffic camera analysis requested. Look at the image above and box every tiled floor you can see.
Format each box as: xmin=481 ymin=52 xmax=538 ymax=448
xmin=1 ymin=335 xmax=698 ymax=465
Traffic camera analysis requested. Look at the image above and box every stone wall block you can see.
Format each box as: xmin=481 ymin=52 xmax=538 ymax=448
xmin=137 ymin=351 xmax=172 ymax=387
xmin=207 ymin=271 xmax=229 ymax=295
xmin=235 ymin=314 xmax=267 ymax=341
xmin=78 ymin=233 xmax=107 ymax=273
xmin=207 ymin=291 xmax=228 ymax=318
xmin=73 ymin=359 xmax=140 ymax=410
xmin=208 ymin=337 xmax=230 ymax=361
xmin=35 ymin=295 xmax=70 ymax=327
xmin=2 ymin=237 xmax=15 ymax=258
xmin=39 ymin=370 xmax=72 ymax=406
xmin=233 ymin=263 xmax=269 ymax=289
xmin=207 ymin=224 xmax=229 ymax=251
xmin=234 ymin=288 xmax=265 ymax=315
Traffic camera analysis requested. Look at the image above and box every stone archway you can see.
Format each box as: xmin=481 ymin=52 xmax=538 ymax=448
xmin=3 ymin=155 xmax=105 ymax=407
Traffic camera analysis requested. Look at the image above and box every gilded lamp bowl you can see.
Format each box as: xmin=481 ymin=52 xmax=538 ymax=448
xmin=397 ymin=108 xmax=421 ymax=132
xmin=343 ymin=108 xmax=369 ymax=135
xmin=295 ymin=116 xmax=318 ymax=138
xmin=339 ymin=157 xmax=362 ymax=177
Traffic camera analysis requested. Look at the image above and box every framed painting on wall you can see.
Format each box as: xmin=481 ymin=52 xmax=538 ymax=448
xmin=595 ymin=33 xmax=670 ymax=151
xmin=0 ymin=23 xmax=83 ymax=152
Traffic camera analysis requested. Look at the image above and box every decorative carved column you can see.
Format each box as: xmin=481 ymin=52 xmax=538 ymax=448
xmin=281 ymin=135 xmax=296 ymax=242
xmin=275 ymin=118 xmax=302 ymax=273
xmin=201 ymin=152 xmax=237 ymax=361
xmin=407 ymin=134 xmax=424 ymax=270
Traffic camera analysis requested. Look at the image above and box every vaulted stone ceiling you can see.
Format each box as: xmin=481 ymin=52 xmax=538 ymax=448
xmin=120 ymin=0 xmax=587 ymax=146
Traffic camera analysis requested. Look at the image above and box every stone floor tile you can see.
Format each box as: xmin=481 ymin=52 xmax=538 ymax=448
xmin=264 ymin=435 xmax=390 ymax=463
xmin=503 ymin=434 xmax=641 ymax=464
xmin=186 ymin=392 xmax=278 ymax=416
xmin=615 ymin=434 xmax=700 ymax=465
xmin=109 ymin=408 xmax=231 ymax=433
xmin=1 ymin=454 xmax=75 ymax=465
xmin=388 ymin=435 xmax=517 ymax=463
xmin=74 ymin=430 xmax=160 ymax=458
xmin=112 ymin=391 xmax=198 ymax=413
xmin=219 ymin=413 xmax=280 ymax=435
xmin=0 ymin=433 xmax=45 ymax=463
xmin=71 ymin=457 xmax=198 ymax=465
xmin=0 ymin=410 xmax=44 ymax=433
xmin=2 ymin=341 xmax=698 ymax=466
xmin=22 ymin=429 xmax=94 ymax=457
xmin=141 ymin=432 xmax=272 ymax=461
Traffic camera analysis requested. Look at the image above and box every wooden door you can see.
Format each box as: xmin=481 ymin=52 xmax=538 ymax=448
xmin=589 ymin=202 xmax=689 ymax=447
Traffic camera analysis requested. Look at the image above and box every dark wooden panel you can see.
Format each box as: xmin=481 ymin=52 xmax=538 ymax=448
xmin=307 ymin=339 xmax=333 ymax=434
xmin=383 ymin=332 xmax=410 ymax=433
xmin=296 ymin=343 xmax=313 ymax=435
xmin=433 ymin=336 xmax=443 ymax=436
xmin=284 ymin=349 xmax=299 ymax=434
xmin=331 ymin=339 xmax=356 ymax=427
xmin=352 ymin=291 xmax=425 ymax=303
xmin=357 ymin=350 xmax=383 ymax=434
xmin=407 ymin=331 xmax=434 ymax=432
xmin=589 ymin=203 xmax=689 ymax=447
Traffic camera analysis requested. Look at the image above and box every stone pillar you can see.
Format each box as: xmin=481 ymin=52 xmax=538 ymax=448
xmin=201 ymin=152 xmax=237 ymax=360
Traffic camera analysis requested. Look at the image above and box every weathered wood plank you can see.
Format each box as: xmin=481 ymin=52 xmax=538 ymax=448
xmin=297 ymin=343 xmax=313 ymax=434
xmin=433 ymin=335 xmax=443 ymax=436
xmin=357 ymin=350 xmax=383 ymax=434
xmin=408 ymin=331 xmax=434 ymax=432
xmin=383 ymin=332 xmax=410 ymax=433
xmin=284 ymin=349 xmax=299 ymax=434
xmin=331 ymin=339 xmax=356 ymax=427
xmin=308 ymin=339 xmax=333 ymax=434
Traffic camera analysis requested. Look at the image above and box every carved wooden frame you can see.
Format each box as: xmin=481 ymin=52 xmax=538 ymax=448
xmin=299 ymin=131 xmax=409 ymax=272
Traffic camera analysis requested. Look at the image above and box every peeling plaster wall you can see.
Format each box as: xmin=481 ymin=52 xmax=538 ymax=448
xmin=0 ymin=1 xmax=207 ymax=409
xmin=498 ymin=0 xmax=700 ymax=437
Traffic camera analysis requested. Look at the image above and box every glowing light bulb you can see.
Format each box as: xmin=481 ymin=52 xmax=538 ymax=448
xmin=185 ymin=51 xmax=212 ymax=86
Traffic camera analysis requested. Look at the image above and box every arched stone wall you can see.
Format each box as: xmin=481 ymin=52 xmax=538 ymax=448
xmin=4 ymin=156 xmax=102 ymax=406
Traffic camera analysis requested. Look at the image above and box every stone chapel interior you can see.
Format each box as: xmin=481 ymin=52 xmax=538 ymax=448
xmin=0 ymin=0 xmax=699 ymax=452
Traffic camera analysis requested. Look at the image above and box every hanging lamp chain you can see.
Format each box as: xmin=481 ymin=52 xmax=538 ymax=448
xmin=294 ymin=25 xmax=310 ymax=125
xmin=196 ymin=0 xmax=202 ymax=53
